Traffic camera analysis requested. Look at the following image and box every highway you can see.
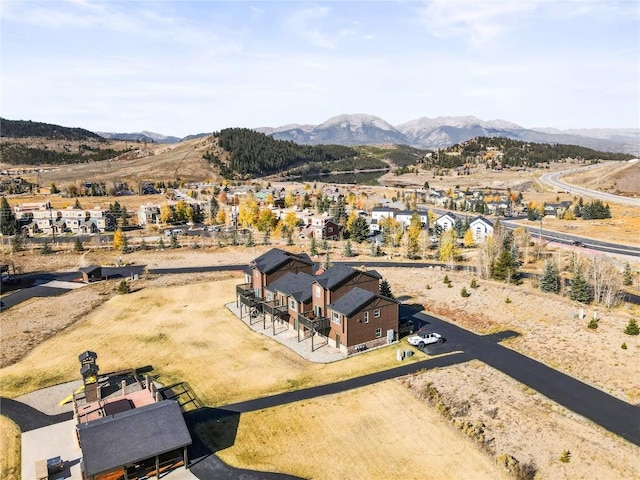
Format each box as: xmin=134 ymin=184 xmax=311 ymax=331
xmin=539 ymin=162 xmax=640 ymax=207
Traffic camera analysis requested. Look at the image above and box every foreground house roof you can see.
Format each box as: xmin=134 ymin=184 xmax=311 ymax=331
xmin=266 ymin=271 xmax=315 ymax=303
xmin=314 ymin=265 xmax=381 ymax=291
xmin=251 ymin=248 xmax=313 ymax=275
xmin=77 ymin=400 xmax=191 ymax=477
xmin=328 ymin=287 xmax=380 ymax=317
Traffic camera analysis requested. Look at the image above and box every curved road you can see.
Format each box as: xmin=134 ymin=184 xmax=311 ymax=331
xmin=540 ymin=162 xmax=640 ymax=207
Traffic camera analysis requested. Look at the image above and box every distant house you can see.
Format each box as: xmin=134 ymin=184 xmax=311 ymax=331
xmin=394 ymin=210 xmax=429 ymax=230
xmin=543 ymin=201 xmax=572 ymax=217
xmin=469 ymin=216 xmax=494 ymax=243
xmin=299 ymin=215 xmax=340 ymax=240
xmin=137 ymin=204 xmax=161 ymax=226
xmin=435 ymin=213 xmax=456 ymax=232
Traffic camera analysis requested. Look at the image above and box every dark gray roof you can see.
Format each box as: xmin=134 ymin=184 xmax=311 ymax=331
xmin=327 ymin=287 xmax=377 ymax=317
xmin=265 ymin=272 xmax=314 ymax=303
xmin=252 ymin=248 xmax=313 ymax=274
xmin=315 ymin=265 xmax=381 ymax=290
xmin=470 ymin=216 xmax=493 ymax=227
xmin=79 ymin=265 xmax=101 ymax=274
xmin=77 ymin=400 xmax=191 ymax=477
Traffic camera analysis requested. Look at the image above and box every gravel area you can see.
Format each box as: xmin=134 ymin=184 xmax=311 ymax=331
xmin=226 ymin=302 xmax=347 ymax=363
xmin=15 ymin=380 xmax=83 ymax=416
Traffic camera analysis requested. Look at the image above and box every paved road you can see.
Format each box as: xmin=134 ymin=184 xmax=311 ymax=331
xmin=540 ymin=163 xmax=640 ymax=207
xmin=0 ymin=266 xmax=145 ymax=312
xmin=412 ymin=312 xmax=640 ymax=447
xmin=0 ymin=397 xmax=73 ymax=432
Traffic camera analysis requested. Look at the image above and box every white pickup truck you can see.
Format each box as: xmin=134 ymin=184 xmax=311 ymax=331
xmin=407 ymin=332 xmax=444 ymax=348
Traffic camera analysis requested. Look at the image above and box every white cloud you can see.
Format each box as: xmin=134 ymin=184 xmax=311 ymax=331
xmin=283 ymin=5 xmax=355 ymax=49
xmin=418 ymin=0 xmax=536 ymax=47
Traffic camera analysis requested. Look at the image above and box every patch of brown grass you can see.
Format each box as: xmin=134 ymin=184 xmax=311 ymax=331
xmin=0 ymin=416 xmax=20 ymax=480
xmin=217 ymin=380 xmax=508 ymax=480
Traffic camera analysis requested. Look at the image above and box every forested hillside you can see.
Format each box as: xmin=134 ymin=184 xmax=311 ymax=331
xmin=0 ymin=143 xmax=133 ymax=166
xmin=0 ymin=118 xmax=104 ymax=141
xmin=435 ymin=137 xmax=634 ymax=168
xmin=204 ymin=128 xmax=378 ymax=177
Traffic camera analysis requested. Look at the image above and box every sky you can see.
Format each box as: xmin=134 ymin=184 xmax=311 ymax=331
xmin=1 ymin=0 xmax=639 ymax=137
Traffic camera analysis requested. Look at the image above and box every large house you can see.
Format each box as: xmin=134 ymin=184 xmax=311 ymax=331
xmin=237 ymin=248 xmax=399 ymax=354
xmin=434 ymin=213 xmax=457 ymax=232
xmin=16 ymin=204 xmax=116 ymax=236
xmin=369 ymin=207 xmax=429 ymax=233
xmin=469 ymin=216 xmax=494 ymax=243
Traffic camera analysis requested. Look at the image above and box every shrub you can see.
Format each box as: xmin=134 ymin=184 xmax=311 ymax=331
xmin=587 ymin=319 xmax=598 ymax=329
xmin=559 ymin=450 xmax=571 ymax=463
xmin=40 ymin=240 xmax=53 ymax=255
xmin=461 ymin=287 xmax=470 ymax=298
xmin=443 ymin=275 xmax=451 ymax=284
xmin=425 ymin=283 xmax=431 ymax=290
xmin=621 ymin=342 xmax=628 ymax=350
xmin=116 ymin=280 xmax=130 ymax=295
xmin=623 ymin=318 xmax=639 ymax=335
xmin=73 ymin=237 xmax=84 ymax=252
xmin=470 ymin=278 xmax=479 ymax=289
xmin=505 ymin=297 xmax=512 ymax=304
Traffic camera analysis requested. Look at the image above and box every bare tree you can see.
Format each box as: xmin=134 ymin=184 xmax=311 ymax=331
xmin=588 ymin=255 xmax=623 ymax=307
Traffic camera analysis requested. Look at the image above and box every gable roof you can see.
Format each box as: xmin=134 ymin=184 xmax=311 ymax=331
xmin=328 ymin=287 xmax=380 ymax=317
xmin=77 ymin=400 xmax=191 ymax=477
xmin=314 ymin=265 xmax=381 ymax=291
xmin=251 ymin=248 xmax=313 ymax=274
xmin=469 ymin=216 xmax=493 ymax=227
xmin=265 ymin=272 xmax=314 ymax=303
xmin=436 ymin=212 xmax=456 ymax=222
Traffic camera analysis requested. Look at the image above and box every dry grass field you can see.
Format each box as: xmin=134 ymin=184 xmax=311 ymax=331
xmin=217 ymin=380 xmax=510 ymax=480
xmin=562 ymin=160 xmax=640 ymax=196
xmin=1 ymin=245 xmax=639 ymax=479
xmin=0 ymin=416 xmax=20 ymax=480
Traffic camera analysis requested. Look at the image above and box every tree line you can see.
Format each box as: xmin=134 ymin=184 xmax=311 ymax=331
xmin=0 ymin=118 xmax=104 ymax=141
xmin=208 ymin=128 xmax=360 ymax=177
xmin=0 ymin=143 xmax=132 ymax=166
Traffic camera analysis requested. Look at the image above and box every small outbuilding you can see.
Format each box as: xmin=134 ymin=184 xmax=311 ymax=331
xmin=79 ymin=265 xmax=102 ymax=283
xmin=77 ymin=400 xmax=192 ymax=480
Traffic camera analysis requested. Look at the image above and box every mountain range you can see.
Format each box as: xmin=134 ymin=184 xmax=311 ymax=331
xmin=254 ymin=114 xmax=639 ymax=154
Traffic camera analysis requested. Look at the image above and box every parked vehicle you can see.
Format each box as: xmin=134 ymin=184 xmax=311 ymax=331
xmin=407 ymin=332 xmax=444 ymax=348
xmin=398 ymin=317 xmax=415 ymax=335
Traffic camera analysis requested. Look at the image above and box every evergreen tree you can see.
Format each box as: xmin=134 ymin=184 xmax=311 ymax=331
xmin=323 ymin=252 xmax=332 ymax=269
xmin=310 ymin=236 xmax=318 ymax=256
xmin=158 ymin=237 xmax=166 ymax=249
xmin=116 ymin=279 xmax=130 ymax=295
xmin=263 ymin=228 xmax=271 ymax=246
xmin=540 ymin=260 xmax=559 ymax=293
xmin=348 ymin=215 xmax=370 ymax=243
xmin=209 ymin=197 xmax=219 ymax=222
xmin=569 ymin=268 xmax=591 ymax=303
xmin=380 ymin=279 xmax=394 ymax=299
xmin=623 ymin=318 xmax=639 ymax=335
xmin=622 ymin=262 xmax=633 ymax=286
xmin=321 ymin=238 xmax=329 ymax=251
xmin=74 ymin=198 xmax=82 ymax=209
xmin=343 ymin=239 xmax=354 ymax=257
xmin=170 ymin=234 xmax=179 ymax=249
xmin=0 ymin=196 xmax=17 ymax=235
xmin=40 ymin=239 xmax=53 ymax=255
xmin=73 ymin=237 xmax=84 ymax=252
xmin=120 ymin=233 xmax=129 ymax=253
xmin=140 ymin=238 xmax=148 ymax=250
xmin=492 ymin=249 xmax=520 ymax=283
xmin=11 ymin=234 xmax=23 ymax=253
xmin=245 ymin=230 xmax=255 ymax=247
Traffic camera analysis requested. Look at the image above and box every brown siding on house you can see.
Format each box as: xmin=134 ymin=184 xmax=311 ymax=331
xmin=338 ymin=298 xmax=398 ymax=347
xmin=252 ymin=259 xmax=313 ymax=298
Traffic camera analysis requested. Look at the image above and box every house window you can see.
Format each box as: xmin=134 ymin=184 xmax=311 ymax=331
xmin=375 ymin=328 xmax=382 ymax=338
xmin=374 ymin=308 xmax=380 ymax=318
xmin=290 ymin=299 xmax=297 ymax=311
xmin=332 ymin=311 xmax=341 ymax=325
xmin=364 ymin=312 xmax=369 ymax=323
xmin=315 ymin=286 xmax=321 ymax=298
xmin=266 ymin=292 xmax=273 ymax=301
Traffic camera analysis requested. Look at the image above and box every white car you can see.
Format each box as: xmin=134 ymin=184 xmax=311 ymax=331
xmin=407 ymin=332 xmax=444 ymax=348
